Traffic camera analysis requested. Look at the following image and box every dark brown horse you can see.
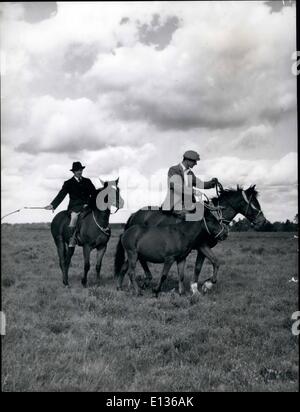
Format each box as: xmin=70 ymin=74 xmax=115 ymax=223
xmin=51 ymin=179 xmax=124 ymax=287
xmin=114 ymin=185 xmax=266 ymax=294
xmin=120 ymin=209 xmax=228 ymax=296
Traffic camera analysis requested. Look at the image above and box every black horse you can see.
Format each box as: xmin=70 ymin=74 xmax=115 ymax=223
xmin=51 ymin=179 xmax=124 ymax=287
xmin=115 ymin=185 xmax=266 ymax=294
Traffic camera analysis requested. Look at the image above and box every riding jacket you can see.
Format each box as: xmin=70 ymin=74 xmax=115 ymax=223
xmin=161 ymin=163 xmax=215 ymax=212
xmin=51 ymin=176 xmax=96 ymax=213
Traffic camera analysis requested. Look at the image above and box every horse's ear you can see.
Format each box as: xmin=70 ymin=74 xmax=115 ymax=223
xmin=248 ymin=184 xmax=256 ymax=192
xmin=115 ymin=177 xmax=119 ymax=185
xmin=99 ymin=178 xmax=105 ymax=186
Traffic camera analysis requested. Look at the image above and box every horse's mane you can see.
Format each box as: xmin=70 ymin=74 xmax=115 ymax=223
xmin=211 ymin=185 xmax=259 ymax=205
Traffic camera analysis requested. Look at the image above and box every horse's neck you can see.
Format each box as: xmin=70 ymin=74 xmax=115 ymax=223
xmin=92 ymin=208 xmax=111 ymax=227
xmin=218 ymin=197 xmax=237 ymax=222
xmin=180 ymin=221 xmax=203 ymax=242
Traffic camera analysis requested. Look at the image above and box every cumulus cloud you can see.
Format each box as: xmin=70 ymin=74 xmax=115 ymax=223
xmin=0 ymin=1 xmax=297 ymax=223
xmin=12 ymin=95 xmax=153 ymax=154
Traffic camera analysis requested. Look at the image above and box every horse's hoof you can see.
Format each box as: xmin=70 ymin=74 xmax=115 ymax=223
xmin=201 ymin=284 xmax=208 ymax=294
xmin=143 ymin=280 xmax=152 ymax=289
xmin=152 ymin=289 xmax=159 ymax=298
xmin=192 ymin=290 xmax=201 ymax=298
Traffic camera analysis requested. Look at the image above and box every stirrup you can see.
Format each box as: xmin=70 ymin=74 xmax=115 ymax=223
xmin=68 ymin=236 xmax=77 ymax=247
xmin=69 ymin=237 xmax=77 ymax=247
xmin=68 ymin=226 xmax=77 ymax=247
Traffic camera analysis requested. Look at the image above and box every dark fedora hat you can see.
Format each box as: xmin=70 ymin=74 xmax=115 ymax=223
xmin=70 ymin=161 xmax=85 ymax=172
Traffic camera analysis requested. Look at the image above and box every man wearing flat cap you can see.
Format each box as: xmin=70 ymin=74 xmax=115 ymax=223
xmin=45 ymin=162 xmax=96 ymax=247
xmin=161 ymin=150 xmax=219 ymax=219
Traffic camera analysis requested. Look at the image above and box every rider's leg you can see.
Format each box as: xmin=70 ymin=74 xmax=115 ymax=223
xmin=68 ymin=211 xmax=80 ymax=247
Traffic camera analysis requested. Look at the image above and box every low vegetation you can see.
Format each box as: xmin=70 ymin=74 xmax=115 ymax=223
xmin=1 ymin=224 xmax=298 ymax=392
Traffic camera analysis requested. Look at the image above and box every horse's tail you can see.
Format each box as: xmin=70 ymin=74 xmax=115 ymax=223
xmin=114 ymin=235 xmax=125 ymax=278
xmin=114 ymin=212 xmax=137 ymax=278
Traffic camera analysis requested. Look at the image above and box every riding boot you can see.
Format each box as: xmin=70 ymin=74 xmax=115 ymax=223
xmin=68 ymin=226 xmax=77 ymax=248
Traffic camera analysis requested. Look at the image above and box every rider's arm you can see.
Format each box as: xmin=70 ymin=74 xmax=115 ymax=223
xmin=195 ymin=176 xmax=218 ymax=190
xmin=50 ymin=182 xmax=68 ymax=210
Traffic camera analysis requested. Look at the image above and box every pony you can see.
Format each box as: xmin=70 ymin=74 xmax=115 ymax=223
xmin=51 ymin=179 xmax=124 ymax=287
xmin=115 ymin=184 xmax=266 ymax=294
xmin=120 ymin=207 xmax=228 ymax=296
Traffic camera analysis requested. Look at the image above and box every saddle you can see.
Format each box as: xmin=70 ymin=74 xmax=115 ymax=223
xmin=66 ymin=207 xmax=92 ymax=220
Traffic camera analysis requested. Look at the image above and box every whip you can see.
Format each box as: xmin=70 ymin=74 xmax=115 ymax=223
xmin=1 ymin=206 xmax=52 ymax=221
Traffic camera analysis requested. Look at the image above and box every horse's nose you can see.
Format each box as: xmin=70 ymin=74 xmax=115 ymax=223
xmin=254 ymin=215 xmax=266 ymax=229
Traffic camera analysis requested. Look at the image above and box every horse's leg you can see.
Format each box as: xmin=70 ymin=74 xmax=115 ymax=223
xmin=176 ymin=259 xmax=186 ymax=296
xmin=117 ymin=260 xmax=129 ymax=291
xmin=55 ymin=237 xmax=69 ymax=286
xmin=95 ymin=244 xmax=107 ymax=283
xmin=65 ymin=246 xmax=75 ymax=269
xmin=139 ymin=258 xmax=153 ymax=287
xmin=81 ymin=244 xmax=91 ymax=287
xmin=191 ymin=250 xmax=206 ymax=294
xmin=199 ymin=245 xmax=220 ymax=292
xmin=153 ymin=258 xmax=174 ymax=297
xmin=126 ymin=250 xmax=140 ymax=295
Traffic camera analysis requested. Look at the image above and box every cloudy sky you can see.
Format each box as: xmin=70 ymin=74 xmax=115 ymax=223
xmin=1 ymin=1 xmax=297 ymax=223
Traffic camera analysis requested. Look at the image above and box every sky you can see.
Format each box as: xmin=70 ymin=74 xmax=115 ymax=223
xmin=0 ymin=1 xmax=297 ymax=224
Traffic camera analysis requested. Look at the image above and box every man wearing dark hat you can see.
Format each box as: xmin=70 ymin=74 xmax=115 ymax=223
xmin=45 ymin=162 xmax=96 ymax=247
xmin=161 ymin=150 xmax=219 ymax=219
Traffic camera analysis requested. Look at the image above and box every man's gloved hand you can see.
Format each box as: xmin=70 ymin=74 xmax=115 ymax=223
xmin=45 ymin=204 xmax=54 ymax=211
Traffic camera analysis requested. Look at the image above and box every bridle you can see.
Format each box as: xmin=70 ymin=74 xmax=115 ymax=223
xmin=108 ymin=186 xmax=122 ymax=214
xmin=92 ymin=185 xmax=122 ymax=235
xmin=215 ymin=183 xmax=262 ymax=225
xmin=199 ymin=182 xmax=262 ymax=238
xmin=92 ymin=211 xmax=111 ymax=237
xmin=241 ymin=190 xmax=263 ymax=222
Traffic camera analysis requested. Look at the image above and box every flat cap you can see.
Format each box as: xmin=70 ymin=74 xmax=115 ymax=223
xmin=183 ymin=150 xmax=200 ymax=161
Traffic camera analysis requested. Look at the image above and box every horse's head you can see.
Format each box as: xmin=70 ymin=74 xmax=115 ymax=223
xmin=94 ymin=178 xmax=124 ymax=213
xmin=219 ymin=185 xmax=266 ymax=229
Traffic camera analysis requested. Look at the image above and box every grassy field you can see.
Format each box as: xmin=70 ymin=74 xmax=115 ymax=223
xmin=1 ymin=224 xmax=298 ymax=392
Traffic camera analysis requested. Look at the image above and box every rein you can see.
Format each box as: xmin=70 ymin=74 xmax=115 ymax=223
xmin=203 ymin=215 xmax=226 ymax=239
xmin=92 ymin=211 xmax=111 ymax=237
xmin=242 ymin=191 xmax=262 ymax=220
xmin=194 ymin=185 xmax=228 ymax=238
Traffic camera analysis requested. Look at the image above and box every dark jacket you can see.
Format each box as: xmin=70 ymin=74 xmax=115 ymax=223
xmin=51 ymin=177 xmax=96 ymax=212
xmin=161 ymin=164 xmax=215 ymax=211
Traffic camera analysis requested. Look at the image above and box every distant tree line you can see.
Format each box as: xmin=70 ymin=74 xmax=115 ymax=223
xmin=230 ymin=214 xmax=298 ymax=232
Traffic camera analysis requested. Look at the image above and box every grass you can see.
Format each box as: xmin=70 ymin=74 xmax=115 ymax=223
xmin=1 ymin=225 xmax=298 ymax=392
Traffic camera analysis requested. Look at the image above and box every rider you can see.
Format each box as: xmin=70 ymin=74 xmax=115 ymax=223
xmin=161 ymin=150 xmax=220 ymax=221
xmin=45 ymin=161 xmax=96 ymax=247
